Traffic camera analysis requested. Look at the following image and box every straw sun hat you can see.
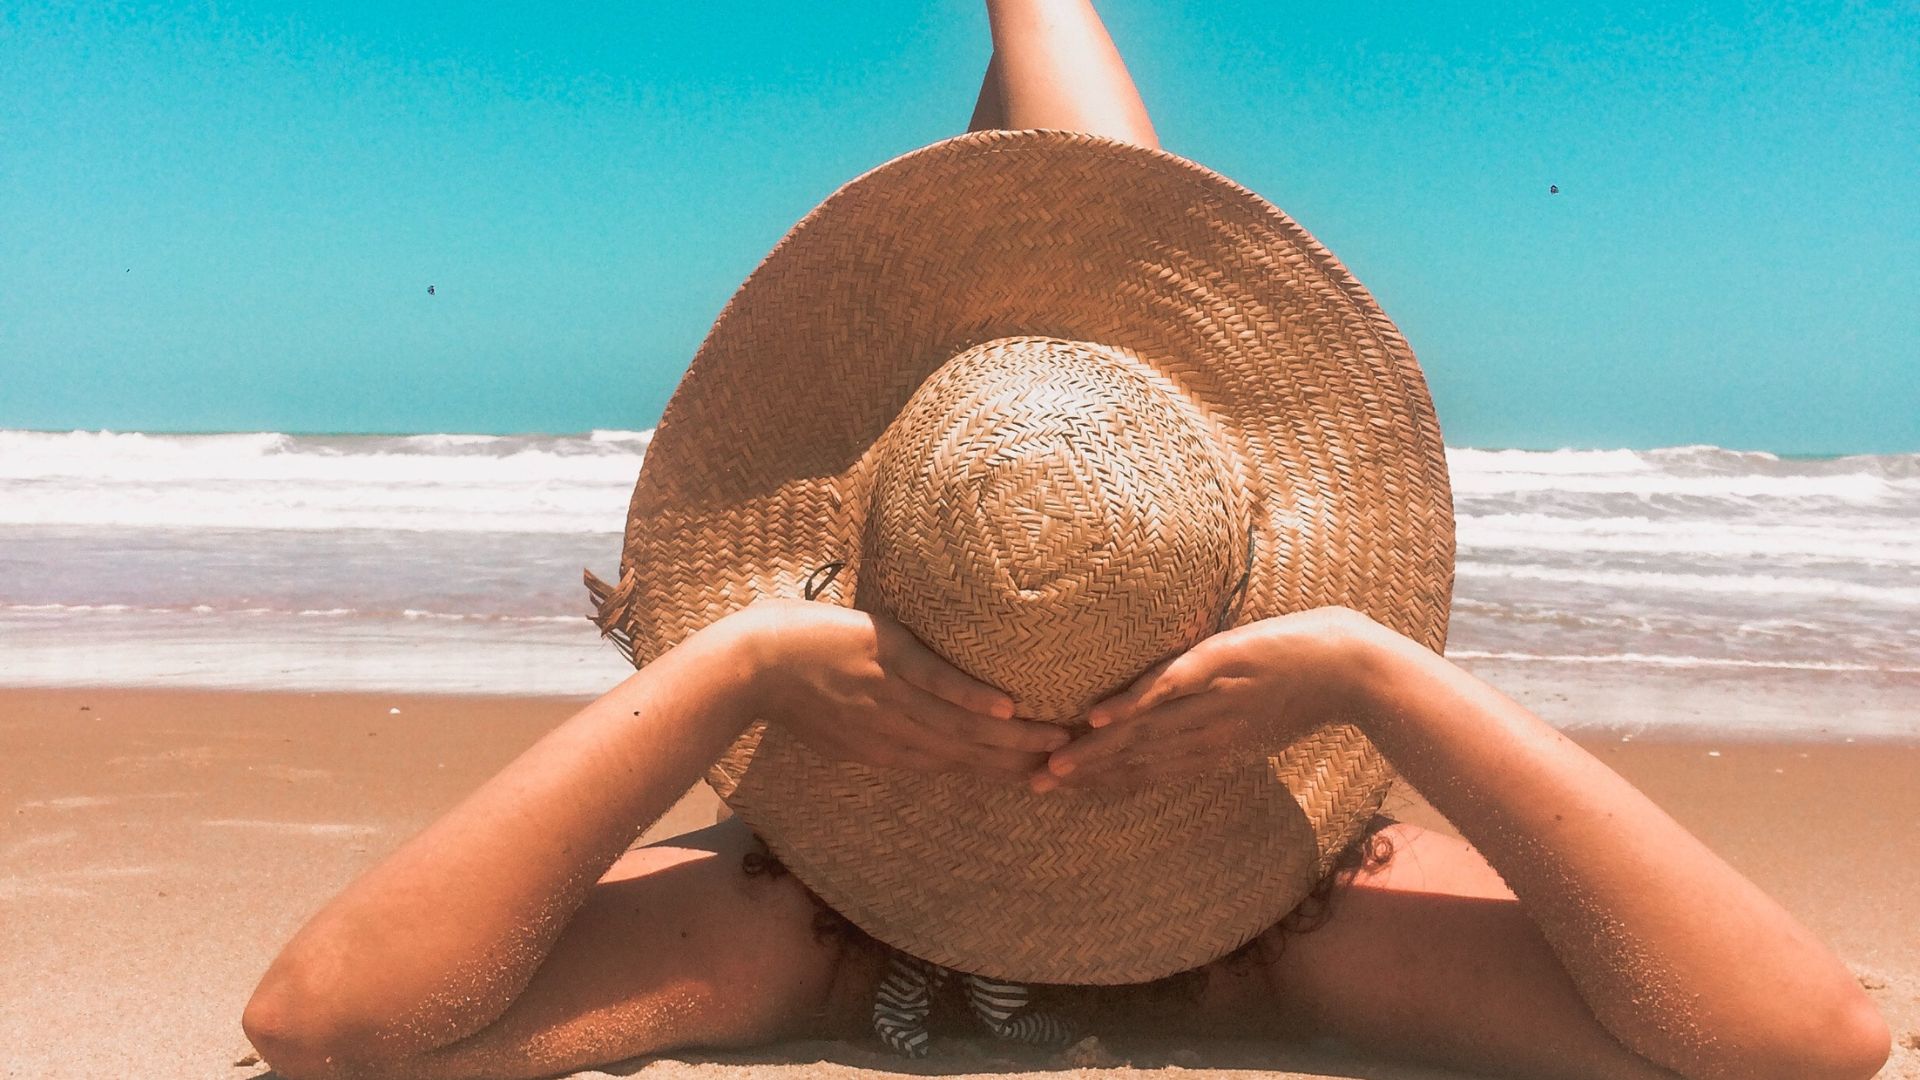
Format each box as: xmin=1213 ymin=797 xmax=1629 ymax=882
xmin=586 ymin=129 xmax=1454 ymax=985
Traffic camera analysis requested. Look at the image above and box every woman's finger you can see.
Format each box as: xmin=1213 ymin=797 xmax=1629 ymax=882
xmin=1058 ymin=717 xmax=1264 ymax=791
xmin=949 ymin=739 xmax=1052 ymax=778
xmin=862 ymin=702 xmax=1045 ymax=777
xmin=1085 ymin=653 xmax=1176 ymax=729
xmin=898 ymin=684 xmax=1068 ymax=753
xmin=1084 ymin=724 xmax=1225 ymax=767
xmin=845 ymin=732 xmax=928 ymax=772
xmin=1048 ymin=694 xmax=1221 ymax=781
xmin=1087 ymin=646 xmax=1211 ymax=728
xmin=896 ymin=704 xmax=1054 ymax=777
xmin=880 ymin=627 xmax=1017 ymax=718
xmin=1039 ymin=715 xmax=1150 ymax=780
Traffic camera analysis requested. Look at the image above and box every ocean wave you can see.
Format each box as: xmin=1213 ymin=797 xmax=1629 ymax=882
xmin=1450 ymin=444 xmax=1914 ymax=474
xmin=1446 ymin=445 xmax=1917 ymax=502
xmin=1452 ymin=469 xmax=1902 ymax=502
xmin=1448 ymin=649 xmax=1920 ymax=675
xmin=0 ymin=485 xmax=628 ymax=533
xmin=0 ymin=441 xmax=647 ymax=484
xmin=1457 ymin=512 xmax=1920 ymax=564
xmin=4 ymin=431 xmax=1917 ymax=574
xmin=4 ymin=431 xmax=1911 ymax=510
xmin=0 ymin=602 xmax=584 ymax=624
xmin=1448 ymin=447 xmax=1652 ymax=474
xmin=397 ymin=433 xmax=506 ymax=448
xmin=1456 ymin=562 xmax=1920 ymax=605
xmin=5 ymin=431 xmax=1910 ymax=717
xmin=587 ymin=429 xmax=655 ymax=444
xmin=0 ymin=427 xmax=645 ymax=467
xmin=0 ymin=429 xmax=300 ymax=463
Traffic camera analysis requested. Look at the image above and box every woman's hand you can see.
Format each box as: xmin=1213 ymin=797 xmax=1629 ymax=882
xmin=1031 ymin=606 xmax=1380 ymax=792
xmin=733 ymin=599 xmax=1069 ymax=780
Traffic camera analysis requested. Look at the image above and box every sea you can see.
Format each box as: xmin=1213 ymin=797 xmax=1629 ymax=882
xmin=2 ymin=430 xmax=1915 ymax=735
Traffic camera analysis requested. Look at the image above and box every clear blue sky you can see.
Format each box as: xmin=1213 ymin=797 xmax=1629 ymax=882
xmin=3 ymin=1 xmax=1915 ymax=452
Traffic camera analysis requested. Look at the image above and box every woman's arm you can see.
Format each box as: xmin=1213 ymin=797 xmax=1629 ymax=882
xmin=1344 ymin=622 xmax=1890 ymax=1080
xmin=241 ymin=619 xmax=763 ymax=1074
xmin=241 ymin=600 xmax=1033 ymax=1078
xmin=1045 ymin=608 xmax=1890 ymax=1080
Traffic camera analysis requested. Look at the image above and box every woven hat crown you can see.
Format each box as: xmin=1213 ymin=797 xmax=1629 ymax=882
xmin=857 ymin=336 xmax=1253 ymax=723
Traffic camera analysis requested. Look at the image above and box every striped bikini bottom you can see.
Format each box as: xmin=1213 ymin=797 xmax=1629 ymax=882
xmin=744 ymin=813 xmax=1400 ymax=1058
xmin=742 ymin=837 xmax=1219 ymax=1055
xmin=871 ymin=952 xmax=1079 ymax=1057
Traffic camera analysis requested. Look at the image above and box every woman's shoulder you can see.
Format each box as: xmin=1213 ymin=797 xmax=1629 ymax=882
xmin=1354 ymin=821 xmax=1517 ymax=901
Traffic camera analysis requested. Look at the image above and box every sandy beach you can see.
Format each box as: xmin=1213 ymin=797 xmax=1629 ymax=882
xmin=3 ymin=670 xmax=1915 ymax=1080
xmin=9 ymin=0 xmax=1918 ymax=1069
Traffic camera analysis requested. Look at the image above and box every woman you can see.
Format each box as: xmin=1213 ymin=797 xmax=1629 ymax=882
xmin=241 ymin=3 xmax=1889 ymax=1078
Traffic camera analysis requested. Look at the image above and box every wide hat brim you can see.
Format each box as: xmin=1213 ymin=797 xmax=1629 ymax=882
xmin=589 ymin=129 xmax=1454 ymax=984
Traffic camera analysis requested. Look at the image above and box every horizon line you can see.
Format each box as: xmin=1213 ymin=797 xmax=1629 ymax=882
xmin=2 ymin=426 xmax=1912 ymax=459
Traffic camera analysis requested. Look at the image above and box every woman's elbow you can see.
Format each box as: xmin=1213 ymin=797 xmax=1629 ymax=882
xmin=241 ymin=970 xmax=407 ymax=1080
xmin=1799 ymin=990 xmax=1892 ymax=1080
xmin=1731 ymin=983 xmax=1891 ymax=1080
xmin=242 ymin=979 xmax=335 ymax=1080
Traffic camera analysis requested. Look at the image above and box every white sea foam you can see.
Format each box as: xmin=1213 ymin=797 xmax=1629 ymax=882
xmin=4 ymin=431 xmax=1917 ymax=709
xmin=0 ymin=428 xmax=647 ymax=475
xmin=587 ymin=429 xmax=655 ymax=444
xmin=1448 ymin=446 xmax=1652 ymax=475
xmin=0 ymin=428 xmax=650 ymax=532
xmin=1446 ymin=445 xmax=1917 ymax=503
xmin=2 ymin=602 xmax=583 ymax=624
xmin=1455 ymin=562 xmax=1920 ymax=606
xmin=1456 ymin=512 xmax=1920 ymax=564
xmin=1450 ymin=461 xmax=1901 ymax=502
xmin=4 ymin=603 xmax=138 ymax=613
xmin=2 ymin=431 xmax=1911 ymax=534
xmin=1449 ymin=650 xmax=1920 ymax=675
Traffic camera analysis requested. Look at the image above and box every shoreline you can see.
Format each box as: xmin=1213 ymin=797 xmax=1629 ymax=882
xmin=6 ymin=647 xmax=1914 ymax=739
xmin=1451 ymin=656 xmax=1920 ymax=742
xmin=3 ymin=686 xmax=1916 ymax=1079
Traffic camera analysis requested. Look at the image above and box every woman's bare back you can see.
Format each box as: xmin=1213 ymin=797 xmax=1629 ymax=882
xmin=384 ymin=817 xmax=1680 ymax=1080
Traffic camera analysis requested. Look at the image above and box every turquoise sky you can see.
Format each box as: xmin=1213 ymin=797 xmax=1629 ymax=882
xmin=3 ymin=1 xmax=1915 ymax=452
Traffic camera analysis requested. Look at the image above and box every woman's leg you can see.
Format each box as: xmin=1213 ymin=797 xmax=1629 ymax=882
xmin=968 ymin=0 xmax=1160 ymax=149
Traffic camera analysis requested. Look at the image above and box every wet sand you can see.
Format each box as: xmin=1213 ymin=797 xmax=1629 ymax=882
xmin=2 ymin=684 xmax=1915 ymax=1079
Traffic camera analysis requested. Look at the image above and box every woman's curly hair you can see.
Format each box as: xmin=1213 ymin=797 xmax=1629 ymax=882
xmin=742 ymin=812 xmax=1398 ymax=1015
